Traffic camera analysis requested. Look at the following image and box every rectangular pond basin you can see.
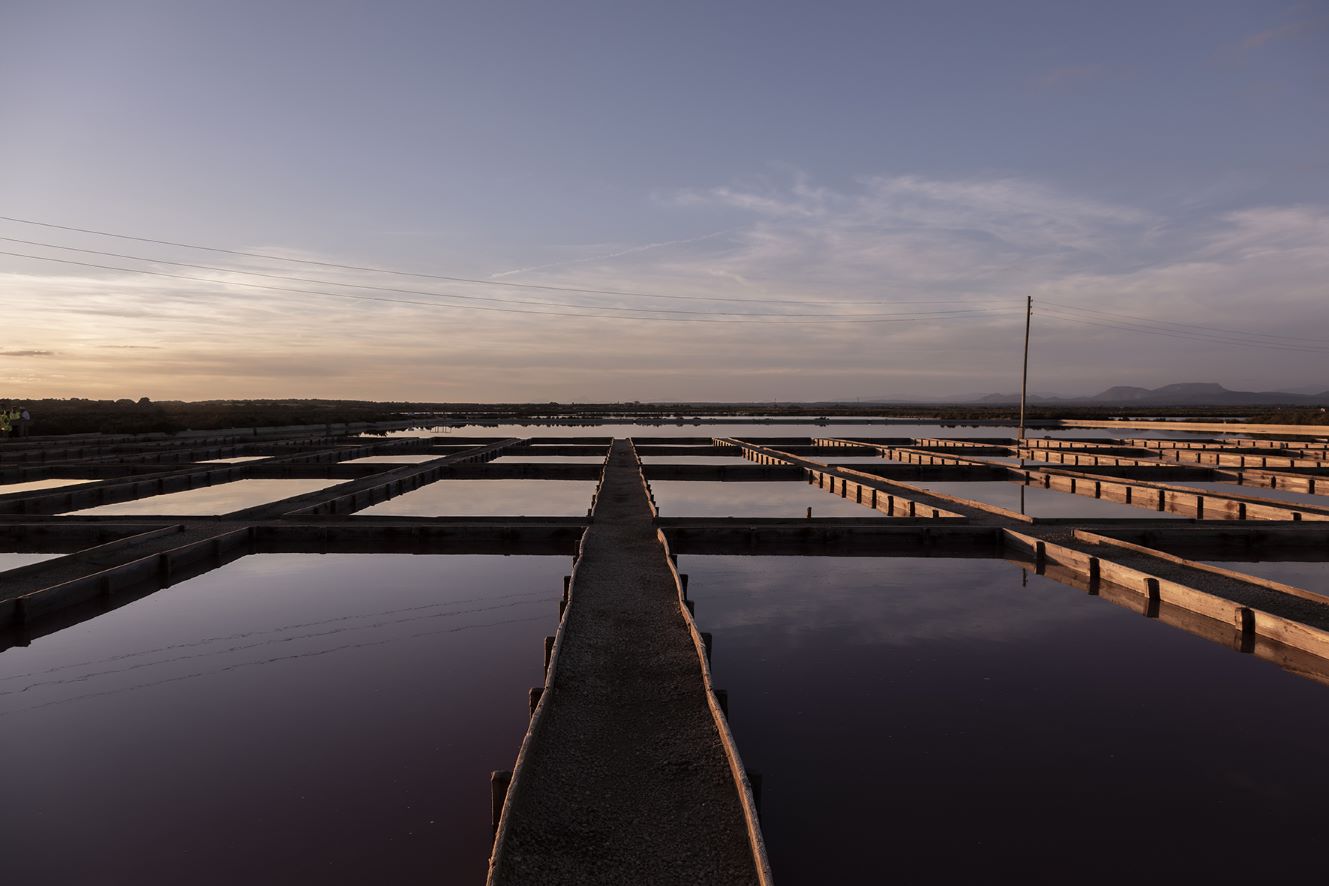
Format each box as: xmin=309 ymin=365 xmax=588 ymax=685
xmin=1199 ymin=560 xmax=1329 ymax=597
xmin=341 ymin=455 xmax=443 ymax=464
xmin=649 ymin=479 xmax=882 ymax=518
xmin=0 ymin=553 xmax=564 ymax=885
xmin=0 ymin=552 xmax=63 ymax=571
xmin=356 ymin=479 xmax=596 ymax=517
xmin=639 ymin=454 xmax=752 ymax=465
xmin=678 ymin=554 xmax=1329 ymax=883
xmin=915 ymin=480 xmax=1183 ymax=519
xmin=490 ymin=455 xmax=607 ymax=464
xmin=60 ymin=480 xmax=341 ymax=516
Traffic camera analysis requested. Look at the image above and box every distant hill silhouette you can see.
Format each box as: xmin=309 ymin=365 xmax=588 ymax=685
xmin=964 ymin=382 xmax=1328 ymax=406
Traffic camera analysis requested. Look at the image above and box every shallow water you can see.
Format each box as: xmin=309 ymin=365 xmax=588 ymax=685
xmin=368 ymin=422 xmax=1027 ymax=440
xmin=679 ymin=555 xmax=1329 ymax=882
xmin=648 ymin=479 xmax=881 ymax=518
xmin=0 ymin=552 xmax=61 ymax=571
xmin=821 ymin=456 xmax=911 ymax=466
xmin=915 ymin=480 xmax=1183 ymax=519
xmin=1200 ymin=560 xmax=1329 ymax=595
xmin=361 ymin=422 xmax=1225 ymax=443
xmin=0 ymin=553 xmax=563 ymax=884
xmin=341 ymin=454 xmax=442 ymax=464
xmin=1181 ymin=481 xmax=1329 ymax=507
xmin=356 ymin=479 xmax=596 ymax=517
xmin=0 ymin=478 xmax=92 ymax=496
xmin=490 ymin=455 xmax=607 ymax=464
xmin=639 ymin=454 xmax=752 ymax=465
xmin=62 ymin=479 xmax=341 ymax=516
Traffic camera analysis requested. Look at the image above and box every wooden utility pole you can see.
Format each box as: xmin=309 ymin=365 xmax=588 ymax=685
xmin=1018 ymin=296 xmax=1032 ymax=465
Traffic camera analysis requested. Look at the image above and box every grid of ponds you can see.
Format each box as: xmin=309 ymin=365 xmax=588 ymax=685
xmin=3 ymin=418 xmax=1328 ymax=883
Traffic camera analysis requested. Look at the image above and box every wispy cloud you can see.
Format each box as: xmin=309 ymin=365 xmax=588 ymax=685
xmin=0 ymin=349 xmax=55 ymax=357
xmin=1240 ymin=14 xmax=1328 ymax=51
xmin=3 ymin=172 xmax=1326 ymax=400
xmin=488 ymin=229 xmax=736 ymax=279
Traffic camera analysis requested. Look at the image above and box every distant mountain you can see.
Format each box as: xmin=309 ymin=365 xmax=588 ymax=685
xmin=967 ymin=383 xmax=1328 ymax=406
xmin=856 ymin=383 xmax=1329 ymax=406
xmin=1093 ymin=385 xmax=1154 ymax=403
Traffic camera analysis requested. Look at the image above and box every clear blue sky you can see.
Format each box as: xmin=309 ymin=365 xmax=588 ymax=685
xmin=2 ymin=1 xmax=1326 ymax=400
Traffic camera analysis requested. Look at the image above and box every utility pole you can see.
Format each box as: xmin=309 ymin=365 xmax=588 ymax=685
xmin=1018 ymin=295 xmax=1032 ymax=467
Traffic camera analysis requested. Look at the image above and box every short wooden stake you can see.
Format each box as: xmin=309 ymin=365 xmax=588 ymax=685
xmin=490 ymin=771 xmax=512 ymax=834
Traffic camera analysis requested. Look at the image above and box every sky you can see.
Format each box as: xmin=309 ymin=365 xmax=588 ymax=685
xmin=1 ymin=0 xmax=1327 ymax=402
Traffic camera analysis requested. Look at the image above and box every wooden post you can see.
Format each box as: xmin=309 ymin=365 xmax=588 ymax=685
xmin=490 ymin=770 xmax=512 ymax=834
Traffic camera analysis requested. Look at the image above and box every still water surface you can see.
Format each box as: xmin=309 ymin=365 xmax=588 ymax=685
xmin=649 ymin=479 xmax=881 ymax=518
xmin=491 ymin=455 xmax=607 ymax=464
xmin=681 ymin=555 xmax=1329 ymax=882
xmin=357 ymin=479 xmax=596 ymax=516
xmin=0 ymin=553 xmax=563 ymax=884
xmin=915 ymin=480 xmax=1183 ymax=519
xmin=62 ymin=479 xmax=341 ymax=516
xmin=1199 ymin=560 xmax=1329 ymax=596
xmin=0 ymin=552 xmax=62 ymax=570
xmin=342 ymin=454 xmax=442 ymax=464
xmin=0 ymin=478 xmax=92 ymax=496
xmin=197 ymin=456 xmax=270 ymax=463
xmin=1182 ymin=481 xmax=1329 ymax=507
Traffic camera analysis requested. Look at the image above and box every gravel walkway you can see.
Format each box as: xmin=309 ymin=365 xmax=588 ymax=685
xmin=488 ymin=440 xmax=761 ymax=885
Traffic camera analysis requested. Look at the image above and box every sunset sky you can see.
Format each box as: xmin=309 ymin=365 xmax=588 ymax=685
xmin=3 ymin=1 xmax=1327 ymax=402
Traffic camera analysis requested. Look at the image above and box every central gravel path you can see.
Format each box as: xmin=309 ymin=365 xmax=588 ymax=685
xmin=488 ymin=439 xmax=764 ymax=885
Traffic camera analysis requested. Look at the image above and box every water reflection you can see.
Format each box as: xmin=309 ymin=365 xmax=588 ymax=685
xmin=490 ymin=455 xmax=607 ymax=464
xmin=1199 ymin=560 xmax=1329 ymax=596
xmin=681 ymin=555 xmax=1329 ymax=882
xmin=649 ymin=480 xmax=881 ymax=518
xmin=62 ymin=479 xmax=342 ymax=516
xmin=0 ymin=553 xmax=564 ymax=884
xmin=357 ymin=479 xmax=596 ymax=516
xmin=341 ymin=455 xmax=442 ymax=464
xmin=358 ymin=423 xmax=1223 ymax=442
xmin=0 ymin=478 xmax=92 ymax=496
xmin=639 ymin=454 xmax=751 ymax=465
xmin=916 ymin=480 xmax=1182 ymax=519
xmin=1182 ymin=481 xmax=1329 ymax=506
xmin=0 ymin=552 xmax=62 ymax=571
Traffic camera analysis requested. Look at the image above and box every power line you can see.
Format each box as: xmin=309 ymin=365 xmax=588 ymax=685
xmin=0 ymin=236 xmax=1006 ymax=319
xmin=1038 ymin=306 xmax=1329 ymax=352
xmin=0 ymin=249 xmax=1021 ymax=325
xmin=0 ymin=213 xmax=996 ymax=308
xmin=1037 ymin=306 xmax=1329 ymax=354
xmin=1041 ymin=299 xmax=1329 ymax=346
